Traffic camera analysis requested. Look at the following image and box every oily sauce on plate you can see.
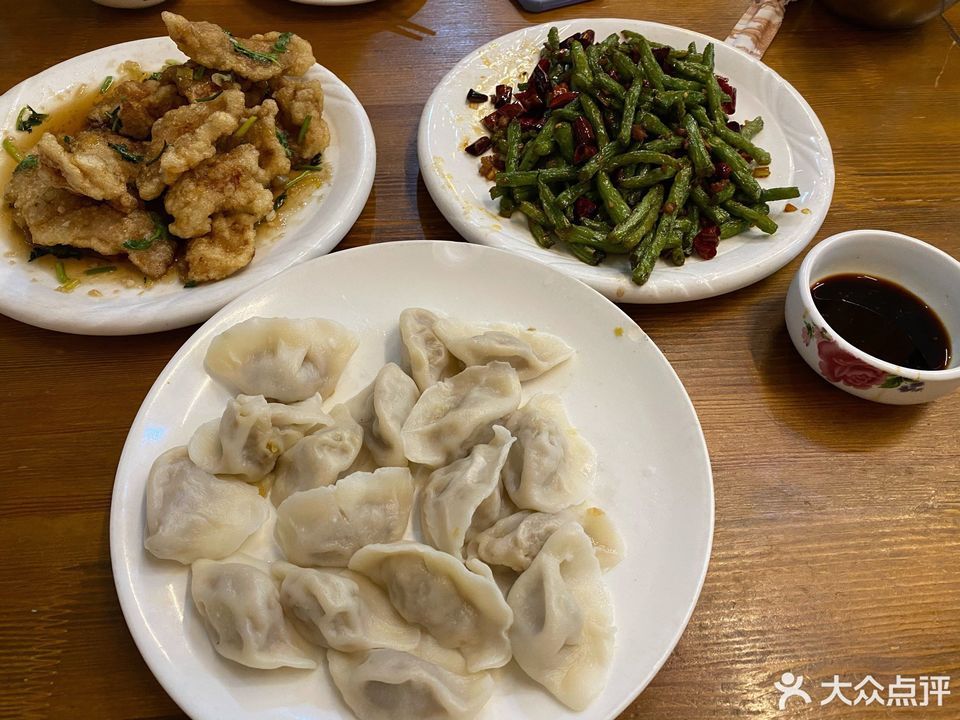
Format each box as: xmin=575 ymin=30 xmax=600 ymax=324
xmin=811 ymin=273 xmax=951 ymax=371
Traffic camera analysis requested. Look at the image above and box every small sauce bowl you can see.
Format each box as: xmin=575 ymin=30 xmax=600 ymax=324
xmin=785 ymin=230 xmax=960 ymax=405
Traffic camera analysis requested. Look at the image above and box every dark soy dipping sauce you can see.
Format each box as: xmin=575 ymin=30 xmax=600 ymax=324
xmin=811 ymin=274 xmax=951 ymax=371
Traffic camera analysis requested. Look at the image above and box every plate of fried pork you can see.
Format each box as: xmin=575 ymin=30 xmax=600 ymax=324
xmin=0 ymin=12 xmax=375 ymax=335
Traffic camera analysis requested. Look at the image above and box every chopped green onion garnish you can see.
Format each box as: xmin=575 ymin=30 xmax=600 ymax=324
xmin=228 ymin=35 xmax=280 ymax=65
xmin=108 ymin=142 xmax=144 ymax=163
xmin=298 ymin=114 xmax=312 ymax=144
xmin=123 ymin=213 xmax=168 ymax=251
xmin=107 ymin=105 xmax=122 ymax=133
xmin=16 ymin=106 xmax=47 ymax=133
xmin=14 ymin=155 xmax=38 ymax=173
xmin=55 ymin=261 xmax=70 ymax=284
xmin=122 ymin=237 xmax=154 ymax=251
xmin=192 ymin=66 xmax=206 ymax=80
xmin=3 ymin=137 xmax=23 ymax=163
xmin=233 ymin=116 xmax=258 ymax=139
xmin=276 ymin=128 xmax=292 ymax=158
xmin=84 ymin=265 xmax=117 ymax=275
xmin=195 ymin=90 xmax=223 ymax=103
xmin=273 ymin=192 xmax=287 ymax=211
xmin=272 ymin=32 xmax=293 ymax=55
xmin=294 ymin=154 xmax=322 ymax=172
xmin=100 ymin=75 xmax=114 ymax=94
xmin=284 ymin=170 xmax=315 ymax=191
xmin=28 ymin=244 xmax=83 ymax=262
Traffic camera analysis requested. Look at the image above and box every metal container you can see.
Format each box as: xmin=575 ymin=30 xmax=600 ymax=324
xmin=820 ymin=0 xmax=958 ymax=28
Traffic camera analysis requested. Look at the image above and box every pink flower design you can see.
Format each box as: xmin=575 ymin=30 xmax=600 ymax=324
xmin=817 ymin=340 xmax=887 ymax=389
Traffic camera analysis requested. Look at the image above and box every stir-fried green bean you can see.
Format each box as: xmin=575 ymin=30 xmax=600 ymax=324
xmin=469 ymin=26 xmax=797 ymax=285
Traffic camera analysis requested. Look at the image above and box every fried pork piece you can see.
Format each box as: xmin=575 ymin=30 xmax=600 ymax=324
xmin=184 ymin=212 xmax=258 ymax=282
xmin=162 ymin=12 xmax=315 ymax=82
xmin=137 ymin=89 xmax=246 ymax=200
xmin=35 ymin=131 xmax=143 ymax=212
xmin=164 ymin=145 xmax=273 ymax=239
xmin=271 ymin=76 xmax=330 ymax=160
xmin=4 ymin=164 xmax=175 ymax=278
xmin=168 ymin=61 xmax=238 ymax=102
xmin=225 ymin=99 xmax=291 ymax=184
xmin=88 ymin=78 xmax=184 ymax=140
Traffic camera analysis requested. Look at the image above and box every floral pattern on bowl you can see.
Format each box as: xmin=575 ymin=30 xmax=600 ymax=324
xmin=800 ymin=312 xmax=925 ymax=393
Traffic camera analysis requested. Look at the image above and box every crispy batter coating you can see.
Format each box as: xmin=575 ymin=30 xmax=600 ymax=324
xmin=162 ymin=12 xmax=315 ymax=82
xmin=168 ymin=62 xmax=237 ymax=102
xmin=271 ymin=76 xmax=330 ymax=160
xmin=36 ymin=131 xmax=142 ymax=212
xmin=89 ymin=78 xmax=184 ymax=140
xmin=4 ymin=164 xmax=175 ymax=278
xmin=225 ymin=99 xmax=291 ymax=184
xmin=5 ymin=15 xmax=330 ymax=285
xmin=150 ymin=88 xmax=246 ymax=144
xmin=184 ymin=212 xmax=258 ymax=282
xmin=137 ymin=89 xmax=246 ymax=200
xmin=164 ymin=145 xmax=274 ymax=239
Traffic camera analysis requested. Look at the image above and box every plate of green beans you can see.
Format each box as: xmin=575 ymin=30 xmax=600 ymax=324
xmin=418 ymin=19 xmax=834 ymax=303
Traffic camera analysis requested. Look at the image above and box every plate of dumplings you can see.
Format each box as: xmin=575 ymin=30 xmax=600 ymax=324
xmin=110 ymin=240 xmax=714 ymax=720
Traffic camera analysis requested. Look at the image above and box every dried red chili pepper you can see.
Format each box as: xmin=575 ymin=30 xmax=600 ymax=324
xmin=493 ymin=85 xmax=512 ymax=108
xmin=573 ymin=143 xmax=598 ymax=164
xmin=693 ymin=225 xmax=720 ymax=260
xmin=574 ymin=196 xmax=598 ymax=220
xmin=464 ymin=136 xmax=493 ymax=156
xmin=572 ymin=116 xmax=596 ymax=145
xmin=716 ymin=75 xmax=737 ymax=114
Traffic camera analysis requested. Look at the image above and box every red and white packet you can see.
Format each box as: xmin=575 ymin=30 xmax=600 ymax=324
xmin=725 ymin=0 xmax=796 ymax=59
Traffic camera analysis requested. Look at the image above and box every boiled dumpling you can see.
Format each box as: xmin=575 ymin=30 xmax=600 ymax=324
xmin=345 ymin=363 xmax=420 ymax=468
xmin=272 ymin=561 xmax=419 ymax=652
xmin=502 ymin=393 xmax=595 ymax=513
xmin=275 ymin=467 xmax=414 ymax=567
xmin=204 ymin=316 xmax=359 ymax=403
xmin=420 ymin=425 xmax=515 ymax=559
xmin=190 ymin=558 xmax=316 ymax=670
xmin=507 ymin=522 xmax=614 ymax=710
xmin=433 ymin=318 xmax=574 ymax=381
xmin=401 ymin=362 xmax=521 ymax=467
xmin=188 ymin=393 xmax=332 ymax=481
xmin=349 ymin=542 xmax=513 ymax=672
xmin=328 ymin=648 xmax=494 ymax=720
xmin=269 ymin=404 xmax=363 ymax=507
xmin=399 ymin=308 xmax=461 ymax=393
xmin=144 ymin=447 xmax=269 ymax=564
xmin=474 ymin=505 xmax=624 ymax=573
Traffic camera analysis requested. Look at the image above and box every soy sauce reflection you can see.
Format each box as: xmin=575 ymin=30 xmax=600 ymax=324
xmin=811 ymin=274 xmax=951 ymax=371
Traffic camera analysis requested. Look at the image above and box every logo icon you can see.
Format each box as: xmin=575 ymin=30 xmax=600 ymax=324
xmin=775 ymin=672 xmax=812 ymax=709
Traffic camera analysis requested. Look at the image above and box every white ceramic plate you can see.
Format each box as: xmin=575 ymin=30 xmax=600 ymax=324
xmin=0 ymin=37 xmax=375 ymax=334
xmin=111 ymin=241 xmax=714 ymax=720
xmin=418 ymin=19 xmax=834 ymax=304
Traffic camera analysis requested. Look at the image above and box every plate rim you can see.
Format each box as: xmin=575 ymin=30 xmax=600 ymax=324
xmin=0 ymin=36 xmax=376 ymax=336
xmin=417 ymin=18 xmax=835 ymax=304
xmin=109 ymin=239 xmax=715 ymax=720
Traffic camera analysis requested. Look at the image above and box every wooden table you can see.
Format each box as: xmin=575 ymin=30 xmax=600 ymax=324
xmin=1 ymin=0 xmax=958 ymax=717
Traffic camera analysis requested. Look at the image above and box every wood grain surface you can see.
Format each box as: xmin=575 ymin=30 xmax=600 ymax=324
xmin=1 ymin=1 xmax=959 ymax=718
